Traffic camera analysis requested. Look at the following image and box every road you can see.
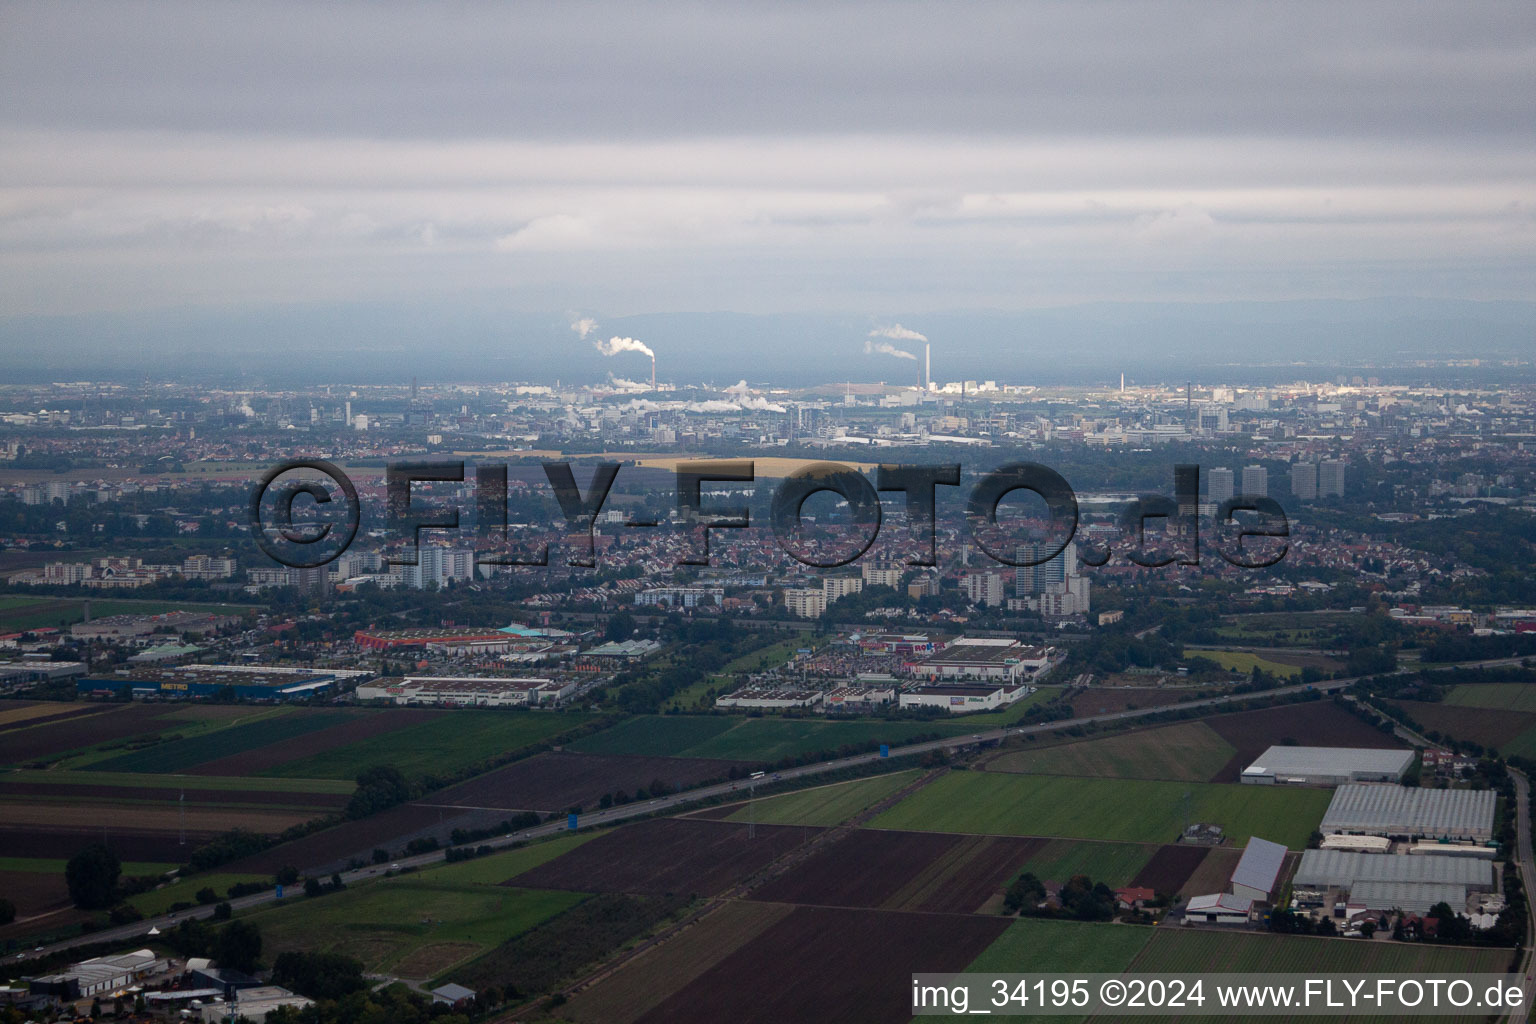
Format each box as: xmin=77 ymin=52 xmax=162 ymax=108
xmin=13 ymin=654 xmax=1529 ymax=965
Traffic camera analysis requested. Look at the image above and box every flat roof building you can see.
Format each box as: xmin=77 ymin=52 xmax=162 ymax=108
xmin=1240 ymin=746 xmax=1413 ymax=786
xmin=1186 ymin=893 xmax=1253 ymax=925
xmin=1321 ymin=784 xmax=1497 ymax=842
xmin=1295 ymin=849 xmax=1493 ymax=891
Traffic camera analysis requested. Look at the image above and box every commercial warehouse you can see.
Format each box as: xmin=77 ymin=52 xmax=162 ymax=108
xmin=912 ymin=639 xmax=1049 ymax=682
xmin=77 ymin=665 xmax=340 ymax=701
xmin=898 ymin=684 xmax=1028 ymax=713
xmin=1294 ymin=850 xmax=1494 ymax=892
xmin=1320 ymin=785 xmax=1497 ymax=842
xmin=355 ymin=676 xmax=576 ymax=706
xmin=1350 ymin=881 xmax=1473 ymax=916
xmin=1239 ymin=746 xmax=1413 ymax=786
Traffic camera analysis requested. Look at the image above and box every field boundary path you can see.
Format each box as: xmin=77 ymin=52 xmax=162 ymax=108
xmin=1508 ymin=767 xmax=1534 ymax=1024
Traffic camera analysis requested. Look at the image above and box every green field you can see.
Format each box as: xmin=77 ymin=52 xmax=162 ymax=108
xmin=423 ymin=833 xmax=596 ymax=887
xmin=0 ymin=856 xmax=176 ymax=876
xmin=1133 ymin=927 xmax=1512 ymax=974
xmin=0 ymin=596 xmax=258 ymax=632
xmin=1444 ymin=683 xmax=1536 ymax=713
xmin=677 ymin=717 xmax=972 ymax=762
xmin=871 ymin=772 xmax=1330 ymax=848
xmin=966 ymin=919 xmax=1154 ymax=1023
xmin=568 ymin=715 xmax=740 ymax=757
xmin=988 ymin=721 xmax=1237 ymax=782
xmin=720 ymin=771 xmax=921 ymax=827
xmin=1193 ymin=650 xmax=1302 ymax=679
xmin=571 ymin=714 xmax=971 ymax=762
xmin=1013 ymin=838 xmax=1157 ymax=888
xmin=2 ymin=769 xmax=354 ymax=794
xmin=957 ymin=686 xmax=1065 ymax=725
xmin=241 ymin=877 xmax=585 ymax=977
xmin=262 ymin=710 xmax=593 ymax=780
xmin=86 ymin=710 xmax=352 ymax=773
xmin=128 ymin=872 xmax=273 ymax=915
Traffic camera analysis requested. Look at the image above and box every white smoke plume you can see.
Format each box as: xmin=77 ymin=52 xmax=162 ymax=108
xmin=605 ymin=375 xmax=650 ymax=391
xmin=594 ymin=335 xmax=655 ymax=359
xmin=869 ymin=324 xmax=928 ymax=343
xmin=864 ymin=339 xmax=917 ymax=360
xmin=570 ymin=316 xmax=598 ymax=340
xmin=724 ymin=379 xmax=752 ymax=395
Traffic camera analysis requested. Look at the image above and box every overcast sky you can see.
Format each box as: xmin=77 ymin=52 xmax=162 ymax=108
xmin=0 ymin=1 xmax=1531 ymax=325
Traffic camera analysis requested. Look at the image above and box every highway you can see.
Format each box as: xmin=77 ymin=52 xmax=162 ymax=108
xmin=13 ymin=654 xmax=1529 ymax=966
xmin=1508 ymin=767 xmax=1534 ymax=1023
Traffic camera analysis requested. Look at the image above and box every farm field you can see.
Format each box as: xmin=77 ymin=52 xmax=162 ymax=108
xmin=1444 ymin=683 xmax=1536 ymax=712
xmin=965 ymin=918 xmax=1155 ymax=1023
xmin=127 ymin=872 xmax=272 ymax=916
xmin=0 ymin=702 xmax=104 ymax=729
xmin=0 ymin=596 xmax=258 ymax=632
xmin=225 ymin=803 xmax=490 ymax=875
xmin=870 ymin=772 xmax=1331 ymax=849
xmin=1385 ymin=700 xmax=1536 ymax=754
xmin=1193 ymin=649 xmax=1303 ymax=679
xmin=750 ymin=829 xmax=1043 ymax=914
xmin=0 ymin=703 xmax=219 ymax=766
xmin=506 ymin=817 xmax=819 ymax=897
xmin=0 ymin=823 xmax=207 ymax=863
xmin=632 ymin=905 xmax=1009 ymax=1024
xmin=563 ymin=901 xmax=796 ymax=1024
xmin=1215 ymin=611 xmax=1359 ymax=645
xmin=1129 ymin=844 xmax=1212 ymax=895
xmin=85 ymin=709 xmax=355 ymax=773
xmin=1066 ymin=687 xmax=1201 ymax=717
xmin=988 ymin=721 xmax=1237 ymax=782
xmin=1130 ymin=929 xmax=1512 ymax=1022
xmin=568 ymin=715 xmax=741 ymax=757
xmin=260 ymin=709 xmax=595 ymax=780
xmin=0 ymin=777 xmax=347 ymax=811
xmin=0 ymin=798 xmax=313 ymax=834
xmin=429 ymin=750 xmax=749 ymax=814
xmin=1203 ymin=700 xmax=1409 ymax=782
xmin=242 ymin=876 xmax=585 ymax=977
xmin=1012 ymin=837 xmax=1158 ymax=888
xmin=423 ymin=833 xmax=595 ymax=887
xmin=718 ymin=770 xmax=922 ymax=827
xmin=1 ymin=768 xmax=354 ymax=794
xmin=190 ymin=708 xmax=445 ymax=775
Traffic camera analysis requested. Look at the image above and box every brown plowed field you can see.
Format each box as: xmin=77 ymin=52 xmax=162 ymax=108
xmin=1130 ymin=844 xmax=1210 ymax=894
xmin=0 ymin=824 xmax=207 ymax=862
xmin=0 ymin=704 xmax=183 ymax=764
xmin=634 ymin=905 xmax=1010 ymax=1024
xmin=0 ymin=780 xmax=347 ymax=809
xmin=749 ymin=829 xmax=1045 ymax=913
xmin=428 ymin=751 xmax=750 ymax=813
xmin=187 ymin=708 xmax=444 ymax=775
xmin=1204 ymin=701 xmax=1408 ymax=782
xmin=0 ymin=800 xmax=311 ymax=834
xmin=0 ymin=869 xmax=72 ymax=916
xmin=506 ymin=818 xmax=819 ymax=897
xmin=0 ymin=702 xmax=105 ymax=730
xmin=1068 ymin=688 xmax=1198 ymax=717
xmin=1180 ymin=846 xmax=1242 ymax=897
xmin=1387 ymin=700 xmax=1536 ymax=750
xmin=224 ymin=802 xmax=451 ymax=874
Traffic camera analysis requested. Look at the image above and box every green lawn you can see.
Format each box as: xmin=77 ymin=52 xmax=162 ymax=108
xmin=568 ymin=715 xmax=741 ymax=757
xmin=720 ymin=771 xmax=921 ymax=827
xmin=1444 ymin=683 xmax=1536 ymax=713
xmin=1133 ymin=926 xmax=1511 ymax=973
xmin=871 ymin=772 xmax=1330 ymax=848
xmin=86 ymin=710 xmax=351 ymax=774
xmin=987 ymin=721 xmax=1237 ymax=782
xmin=1013 ymin=838 xmax=1157 ymax=888
xmin=966 ymin=918 xmax=1155 ymax=1023
xmin=262 ymin=710 xmax=593 ymax=780
xmin=959 ymin=686 xmax=1065 ymax=725
xmin=241 ymin=878 xmax=585 ymax=976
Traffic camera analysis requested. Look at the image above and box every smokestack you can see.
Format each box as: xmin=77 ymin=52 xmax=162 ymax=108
xmin=924 ymin=343 xmax=931 ymax=391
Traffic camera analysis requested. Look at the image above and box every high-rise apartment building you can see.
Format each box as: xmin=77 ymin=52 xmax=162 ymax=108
xmin=1207 ymin=467 xmax=1235 ymax=503
xmin=1241 ymin=465 xmax=1268 ymax=498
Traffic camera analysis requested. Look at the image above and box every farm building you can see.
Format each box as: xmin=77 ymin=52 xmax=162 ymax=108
xmin=1186 ymin=893 xmax=1253 ymax=925
xmin=1320 ymin=785 xmax=1497 ymax=842
xmin=1294 ymin=849 xmax=1493 ymax=901
xmin=913 ymin=638 xmax=1049 ymax=682
xmin=1239 ymin=746 xmax=1413 ymax=786
xmin=1229 ymin=836 xmax=1287 ymax=902
xmin=77 ymin=665 xmax=340 ymax=700
xmin=355 ymin=675 xmax=575 ymax=706
xmin=27 ymin=949 xmax=168 ymax=1000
